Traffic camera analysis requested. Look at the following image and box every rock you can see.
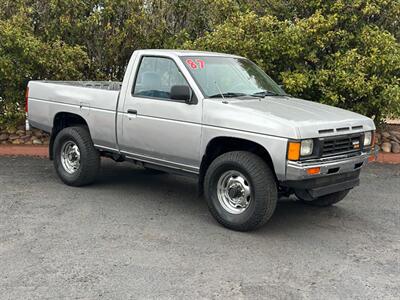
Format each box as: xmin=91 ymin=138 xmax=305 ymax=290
xmin=381 ymin=142 xmax=392 ymax=153
xmin=32 ymin=139 xmax=42 ymax=145
xmin=391 ymin=142 xmax=400 ymax=153
xmin=8 ymin=134 xmax=19 ymax=140
xmin=0 ymin=133 xmax=9 ymax=141
xmin=17 ymin=125 xmax=25 ymax=131
xmin=25 ymin=130 xmax=32 ymax=136
xmin=12 ymin=139 xmax=21 ymax=145
xmin=19 ymin=135 xmax=31 ymax=141
xmin=390 ymin=135 xmax=400 ymax=143
xmin=7 ymin=127 xmax=17 ymax=134
xmin=1 ymin=141 xmax=8 ymax=145
xmin=33 ymin=129 xmax=42 ymax=138
xmin=25 ymin=140 xmax=32 ymax=145
xmin=381 ymin=131 xmax=390 ymax=139
xmin=16 ymin=129 xmax=25 ymax=135
xmin=390 ymin=131 xmax=400 ymax=140
xmin=43 ymin=139 xmax=49 ymax=145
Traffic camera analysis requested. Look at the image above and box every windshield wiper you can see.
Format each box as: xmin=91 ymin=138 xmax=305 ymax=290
xmin=251 ymin=90 xmax=279 ymax=97
xmin=208 ymin=92 xmax=248 ymax=98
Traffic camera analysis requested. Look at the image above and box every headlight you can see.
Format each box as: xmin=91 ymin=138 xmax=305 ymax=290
xmin=364 ymin=131 xmax=372 ymax=146
xmin=287 ymin=139 xmax=314 ymax=161
xmin=300 ymin=139 xmax=313 ymax=156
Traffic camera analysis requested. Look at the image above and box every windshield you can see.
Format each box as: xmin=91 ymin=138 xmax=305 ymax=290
xmin=180 ymin=56 xmax=286 ymax=98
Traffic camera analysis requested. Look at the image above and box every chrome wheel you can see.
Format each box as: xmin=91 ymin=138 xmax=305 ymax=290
xmin=61 ymin=141 xmax=81 ymax=174
xmin=217 ymin=170 xmax=252 ymax=214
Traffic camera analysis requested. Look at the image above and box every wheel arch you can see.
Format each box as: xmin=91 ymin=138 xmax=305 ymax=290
xmin=49 ymin=112 xmax=90 ymax=160
xmin=198 ymin=136 xmax=277 ymax=194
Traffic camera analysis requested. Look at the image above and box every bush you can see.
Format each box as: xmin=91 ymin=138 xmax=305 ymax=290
xmin=0 ymin=0 xmax=399 ymax=125
xmin=0 ymin=10 xmax=88 ymax=126
xmin=185 ymin=6 xmax=400 ymax=123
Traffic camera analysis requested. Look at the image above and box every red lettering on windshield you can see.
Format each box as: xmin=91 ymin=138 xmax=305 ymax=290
xmin=195 ymin=59 xmax=205 ymax=69
xmin=186 ymin=59 xmax=198 ymax=69
xmin=186 ymin=59 xmax=205 ymax=70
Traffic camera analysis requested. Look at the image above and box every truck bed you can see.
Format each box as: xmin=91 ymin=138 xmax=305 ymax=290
xmin=28 ymin=80 xmax=121 ymax=149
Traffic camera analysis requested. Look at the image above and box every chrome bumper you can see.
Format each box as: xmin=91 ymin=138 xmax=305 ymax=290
xmin=285 ymin=148 xmax=377 ymax=181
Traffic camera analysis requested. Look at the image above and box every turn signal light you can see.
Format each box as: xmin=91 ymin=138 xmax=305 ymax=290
xmin=306 ymin=167 xmax=321 ymax=175
xmin=287 ymin=142 xmax=301 ymax=161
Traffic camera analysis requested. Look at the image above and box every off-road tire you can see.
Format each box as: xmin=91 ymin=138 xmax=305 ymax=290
xmin=296 ymin=189 xmax=350 ymax=207
xmin=204 ymin=151 xmax=277 ymax=231
xmin=53 ymin=126 xmax=100 ymax=186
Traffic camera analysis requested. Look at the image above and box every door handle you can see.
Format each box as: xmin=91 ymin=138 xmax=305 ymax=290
xmin=127 ymin=109 xmax=137 ymax=115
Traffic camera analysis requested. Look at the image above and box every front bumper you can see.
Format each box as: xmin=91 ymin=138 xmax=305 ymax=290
xmin=281 ymin=147 xmax=378 ymax=198
xmin=285 ymin=148 xmax=377 ymax=181
xmin=283 ymin=170 xmax=361 ymax=198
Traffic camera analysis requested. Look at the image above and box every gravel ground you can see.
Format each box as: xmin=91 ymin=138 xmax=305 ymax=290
xmin=0 ymin=157 xmax=399 ymax=299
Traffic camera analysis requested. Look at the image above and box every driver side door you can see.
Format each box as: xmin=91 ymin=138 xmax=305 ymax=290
xmin=119 ymin=55 xmax=202 ymax=173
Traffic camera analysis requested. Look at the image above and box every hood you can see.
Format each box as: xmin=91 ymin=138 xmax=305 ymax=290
xmin=203 ymin=96 xmax=375 ymax=139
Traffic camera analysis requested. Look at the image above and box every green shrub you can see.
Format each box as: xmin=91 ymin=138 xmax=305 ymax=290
xmin=0 ymin=10 xmax=88 ymax=126
xmin=1 ymin=0 xmax=399 ymax=125
xmin=185 ymin=4 xmax=400 ymax=123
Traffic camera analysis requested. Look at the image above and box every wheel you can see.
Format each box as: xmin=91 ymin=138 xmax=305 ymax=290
xmin=295 ymin=189 xmax=350 ymax=207
xmin=204 ymin=151 xmax=278 ymax=231
xmin=53 ymin=126 xmax=100 ymax=186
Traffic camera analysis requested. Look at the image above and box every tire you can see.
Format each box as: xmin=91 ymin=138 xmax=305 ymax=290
xmin=204 ymin=151 xmax=277 ymax=231
xmin=53 ymin=126 xmax=100 ymax=186
xmin=295 ymin=189 xmax=350 ymax=207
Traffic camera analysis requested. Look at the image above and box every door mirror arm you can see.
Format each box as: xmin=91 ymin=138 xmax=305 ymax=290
xmin=188 ymin=91 xmax=198 ymax=105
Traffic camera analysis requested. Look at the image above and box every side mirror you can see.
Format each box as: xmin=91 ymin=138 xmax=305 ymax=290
xmin=170 ymin=85 xmax=192 ymax=104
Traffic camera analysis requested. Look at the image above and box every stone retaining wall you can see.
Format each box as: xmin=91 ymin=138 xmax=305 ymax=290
xmin=0 ymin=125 xmax=49 ymax=145
xmin=376 ymin=125 xmax=400 ymax=153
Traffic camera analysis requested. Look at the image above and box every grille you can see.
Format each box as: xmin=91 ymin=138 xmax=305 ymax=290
xmin=321 ymin=134 xmax=362 ymax=157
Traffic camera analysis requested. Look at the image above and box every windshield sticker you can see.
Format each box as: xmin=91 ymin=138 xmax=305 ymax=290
xmin=186 ymin=59 xmax=205 ymax=70
xmin=196 ymin=59 xmax=205 ymax=69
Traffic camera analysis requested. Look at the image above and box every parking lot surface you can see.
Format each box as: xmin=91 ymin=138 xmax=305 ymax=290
xmin=0 ymin=157 xmax=399 ymax=299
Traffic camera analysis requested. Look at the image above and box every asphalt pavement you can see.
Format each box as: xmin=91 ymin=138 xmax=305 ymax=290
xmin=0 ymin=157 xmax=399 ymax=299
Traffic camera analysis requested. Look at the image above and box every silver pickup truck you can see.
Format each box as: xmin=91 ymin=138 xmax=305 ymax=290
xmin=27 ymin=49 xmax=376 ymax=231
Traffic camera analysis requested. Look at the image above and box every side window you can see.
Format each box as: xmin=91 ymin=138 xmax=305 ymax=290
xmin=133 ymin=56 xmax=189 ymax=100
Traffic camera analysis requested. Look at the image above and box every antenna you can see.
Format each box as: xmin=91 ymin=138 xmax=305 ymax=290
xmin=214 ymin=81 xmax=225 ymax=101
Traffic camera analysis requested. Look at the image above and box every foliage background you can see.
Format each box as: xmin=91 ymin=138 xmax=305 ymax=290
xmin=0 ymin=0 xmax=399 ymax=125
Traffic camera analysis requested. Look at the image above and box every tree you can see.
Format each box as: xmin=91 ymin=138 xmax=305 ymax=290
xmin=0 ymin=0 xmax=399 ymax=125
xmin=184 ymin=1 xmax=400 ymax=123
xmin=0 ymin=9 xmax=88 ymax=124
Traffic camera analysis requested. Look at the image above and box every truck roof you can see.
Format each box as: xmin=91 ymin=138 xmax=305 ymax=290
xmin=136 ymin=49 xmax=243 ymax=58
